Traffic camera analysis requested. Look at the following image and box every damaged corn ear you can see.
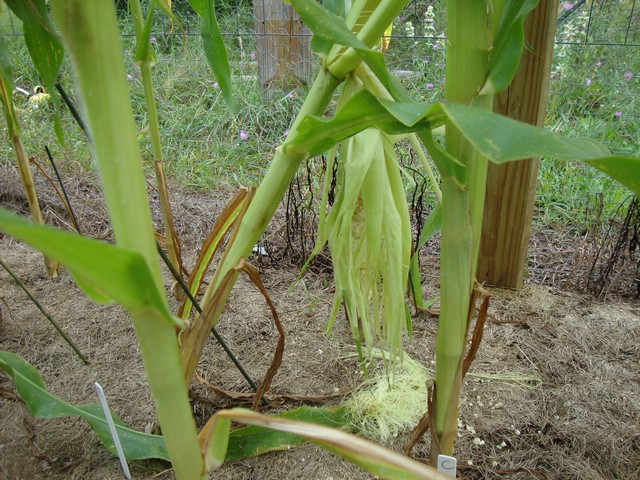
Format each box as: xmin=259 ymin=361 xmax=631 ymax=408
xmin=324 ymin=125 xmax=411 ymax=376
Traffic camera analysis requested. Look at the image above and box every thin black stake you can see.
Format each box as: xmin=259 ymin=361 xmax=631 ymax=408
xmin=0 ymin=258 xmax=89 ymax=364
xmin=44 ymin=145 xmax=82 ymax=234
xmin=55 ymin=83 xmax=90 ymax=139
xmin=155 ymin=242 xmax=259 ymax=392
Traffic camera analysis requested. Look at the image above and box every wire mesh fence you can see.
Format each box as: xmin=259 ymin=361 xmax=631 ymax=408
xmin=1 ymin=1 xmax=637 ymax=294
xmin=24 ymin=3 xmax=637 ymax=142
xmin=252 ymin=1 xmax=313 ymax=88
xmin=1 ymin=1 xmax=637 ymax=154
xmin=1 ymin=1 xmax=638 ymax=158
xmin=2 ymin=1 xmax=638 ymax=207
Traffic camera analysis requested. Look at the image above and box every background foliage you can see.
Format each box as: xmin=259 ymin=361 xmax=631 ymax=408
xmin=0 ymin=0 xmax=638 ymax=229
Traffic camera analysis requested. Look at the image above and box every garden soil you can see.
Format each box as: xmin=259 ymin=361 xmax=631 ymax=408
xmin=0 ymin=165 xmax=638 ymax=479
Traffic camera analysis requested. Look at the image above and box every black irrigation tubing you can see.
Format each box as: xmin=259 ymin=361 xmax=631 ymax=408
xmin=0 ymin=258 xmax=90 ymax=365
xmin=155 ymin=242 xmax=260 ymax=393
xmin=44 ymin=145 xmax=82 ymax=235
xmin=55 ymin=83 xmax=90 ymax=139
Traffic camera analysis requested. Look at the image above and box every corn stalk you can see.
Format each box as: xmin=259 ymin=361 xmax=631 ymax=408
xmin=179 ymin=0 xmax=411 ymax=382
xmin=129 ymin=0 xmax=184 ymax=296
xmin=430 ymin=0 xmax=508 ymax=462
xmin=49 ymin=2 xmax=203 ymax=478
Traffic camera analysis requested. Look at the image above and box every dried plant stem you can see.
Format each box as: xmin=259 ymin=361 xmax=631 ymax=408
xmin=0 ymin=73 xmax=58 ymax=277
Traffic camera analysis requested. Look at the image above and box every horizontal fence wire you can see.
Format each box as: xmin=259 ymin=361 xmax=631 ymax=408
xmin=1 ymin=1 xmax=637 ymax=43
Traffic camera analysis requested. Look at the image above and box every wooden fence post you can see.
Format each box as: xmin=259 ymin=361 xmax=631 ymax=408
xmin=252 ymin=0 xmax=313 ymax=90
xmin=478 ymin=0 xmax=559 ymax=289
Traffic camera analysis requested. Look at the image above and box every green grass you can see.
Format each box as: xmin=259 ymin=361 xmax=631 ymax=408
xmin=385 ymin=1 xmax=639 ymax=231
xmin=1 ymin=28 xmax=299 ymax=190
xmin=0 ymin=2 xmax=638 ymax=231
xmin=540 ymin=4 xmax=640 ymax=229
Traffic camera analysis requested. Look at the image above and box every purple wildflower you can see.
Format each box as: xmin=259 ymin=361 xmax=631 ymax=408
xmin=150 ymin=35 xmax=157 ymax=45
xmin=624 ymin=72 xmax=633 ymax=79
xmin=426 ymin=83 xmax=435 ymax=89
xmin=250 ymin=51 xmax=256 ymax=60
xmin=562 ymin=3 xmax=574 ymax=10
xmin=239 ymin=130 xmax=249 ymax=141
xmin=213 ymin=81 xmax=219 ymax=89
xmin=585 ymin=78 xmax=592 ymax=86
xmin=614 ymin=111 xmax=622 ymax=118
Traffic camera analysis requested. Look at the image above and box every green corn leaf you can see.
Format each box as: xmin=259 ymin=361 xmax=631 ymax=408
xmin=584 ymin=156 xmax=640 ymax=196
xmin=4 ymin=0 xmax=64 ymax=94
xmin=133 ymin=1 xmax=186 ymax=66
xmin=417 ymin=129 xmax=466 ymax=186
xmin=287 ymin=90 xmax=444 ymax=157
xmin=0 ymin=35 xmax=17 ymax=135
xmin=202 ymin=415 xmax=231 ymax=470
xmin=214 ymin=408 xmax=449 ymax=479
xmin=187 ymin=0 xmax=233 ymax=108
xmin=440 ymin=102 xmax=640 ymax=196
xmin=378 ymin=98 xmax=443 ymax=127
xmin=1 ymin=349 xmax=354 ymax=465
xmin=291 ymin=94 xmax=639 ymax=196
xmin=225 ymin=406 xmax=347 ymax=461
xmin=4 ymin=0 xmax=64 ymax=142
xmin=294 ymin=0 xmax=351 ymax=59
xmin=414 ymin=202 xmax=442 ymax=258
xmin=293 ymin=0 xmax=366 ymax=50
xmin=480 ymin=0 xmax=539 ymax=95
xmin=321 ymin=0 xmax=346 ymax=17
xmin=0 ymin=209 xmax=179 ymax=327
xmin=133 ymin=2 xmax=158 ymax=67
xmin=0 ymin=350 xmax=170 ymax=461
xmin=203 ymin=405 xmax=348 ymax=468
xmin=441 ymin=102 xmax=611 ymax=162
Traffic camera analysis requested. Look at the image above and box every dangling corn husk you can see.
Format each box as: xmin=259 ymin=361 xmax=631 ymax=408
xmin=324 ymin=126 xmax=412 ymax=376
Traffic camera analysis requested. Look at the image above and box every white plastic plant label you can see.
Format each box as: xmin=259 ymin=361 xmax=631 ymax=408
xmin=437 ymin=454 xmax=457 ymax=478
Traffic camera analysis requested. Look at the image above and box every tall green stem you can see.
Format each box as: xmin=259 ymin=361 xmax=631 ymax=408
xmin=180 ymin=0 xmax=412 ymax=384
xmin=432 ymin=0 xmax=502 ymax=463
xmin=130 ymin=0 xmax=182 ymax=290
xmin=50 ymin=2 xmax=203 ymax=478
xmin=215 ymin=71 xmax=339 ymax=273
xmin=327 ymin=0 xmax=409 ymax=78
